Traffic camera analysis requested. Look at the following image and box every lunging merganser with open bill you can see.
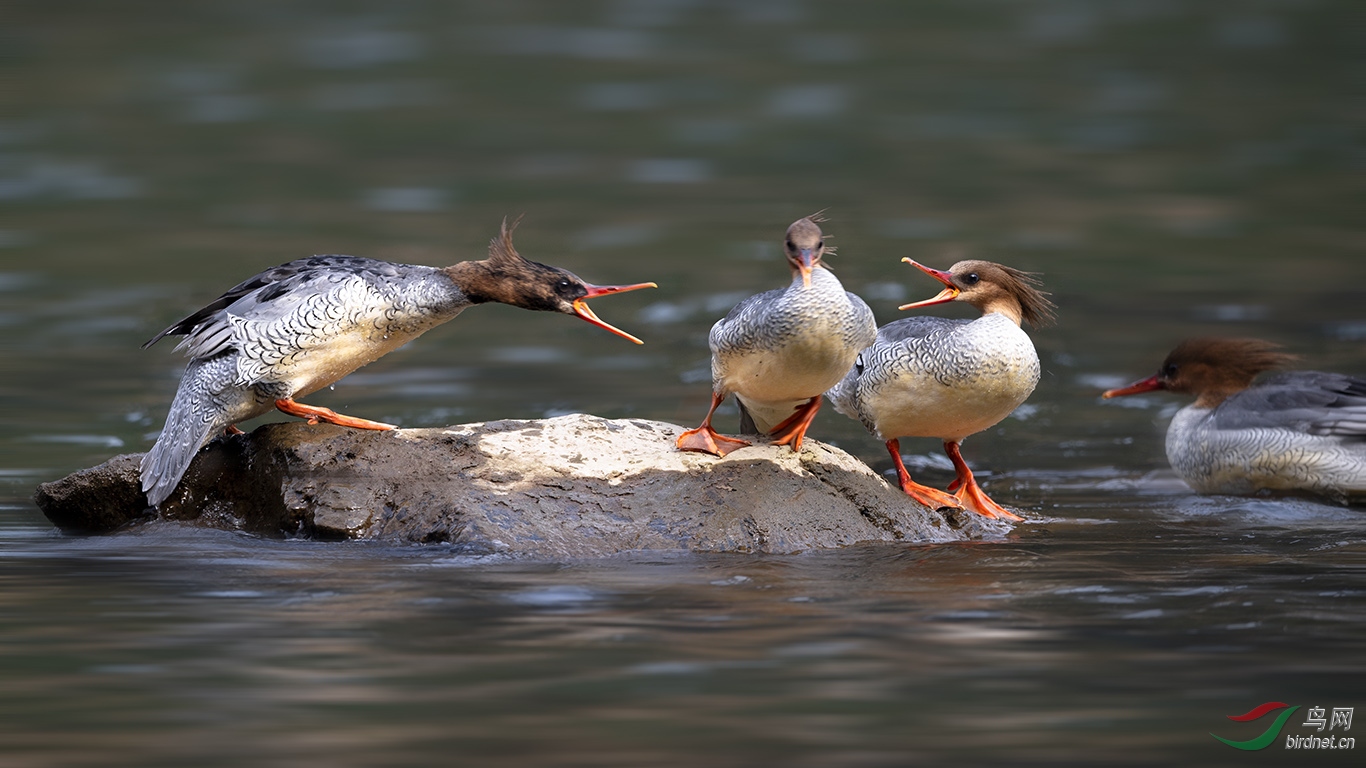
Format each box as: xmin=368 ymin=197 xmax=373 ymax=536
xmin=141 ymin=218 xmax=656 ymax=508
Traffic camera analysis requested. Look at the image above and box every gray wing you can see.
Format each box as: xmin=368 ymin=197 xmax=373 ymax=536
xmin=707 ymin=286 xmax=786 ymax=355
xmin=144 ymin=255 xmax=404 ymax=351
xmin=825 ymin=355 xmax=864 ymax=428
xmin=827 ymin=316 xmax=966 ymax=433
xmin=1215 ymin=372 xmax=1366 ymax=438
xmin=874 ymin=316 xmax=970 ymax=345
xmin=846 ymin=290 xmax=877 ymax=347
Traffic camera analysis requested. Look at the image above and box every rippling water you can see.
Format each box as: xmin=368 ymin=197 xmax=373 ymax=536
xmin=4 ymin=1 xmax=1364 ymax=764
xmin=4 ymin=493 xmax=1364 ymax=765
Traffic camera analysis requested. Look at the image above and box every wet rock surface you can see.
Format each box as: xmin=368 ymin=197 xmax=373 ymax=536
xmin=33 ymin=414 xmax=1010 ymax=556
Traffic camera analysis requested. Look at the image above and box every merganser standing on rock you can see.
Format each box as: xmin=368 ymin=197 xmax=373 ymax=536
xmin=141 ymin=218 xmax=655 ymax=508
xmin=676 ymin=215 xmax=876 ymax=456
xmin=829 ymin=258 xmax=1055 ymax=519
xmin=1103 ymin=337 xmax=1366 ymax=502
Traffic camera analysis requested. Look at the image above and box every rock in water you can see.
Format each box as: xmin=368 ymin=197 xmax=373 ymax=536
xmin=33 ymin=414 xmax=1010 ymax=555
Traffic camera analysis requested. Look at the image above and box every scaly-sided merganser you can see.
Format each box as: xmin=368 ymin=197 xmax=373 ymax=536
xmin=676 ymin=215 xmax=876 ymax=456
xmin=140 ymin=218 xmax=655 ymax=508
xmin=829 ymin=258 xmax=1055 ymax=519
xmin=1102 ymin=337 xmax=1366 ymax=502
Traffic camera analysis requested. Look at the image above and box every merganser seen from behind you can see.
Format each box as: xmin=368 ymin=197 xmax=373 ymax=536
xmin=676 ymin=215 xmax=877 ymax=456
xmin=829 ymin=258 xmax=1055 ymax=519
xmin=141 ymin=218 xmax=656 ymax=508
xmin=1103 ymin=337 xmax=1366 ymax=502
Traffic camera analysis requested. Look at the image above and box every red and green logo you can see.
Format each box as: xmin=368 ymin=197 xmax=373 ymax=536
xmin=1212 ymin=702 xmax=1300 ymax=750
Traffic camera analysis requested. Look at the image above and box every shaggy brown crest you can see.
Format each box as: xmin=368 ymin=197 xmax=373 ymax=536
xmin=1104 ymin=337 xmax=1301 ymax=408
xmin=1158 ymin=338 xmax=1298 ymax=404
xmin=485 ymin=215 xmax=528 ymax=268
xmin=442 ymin=217 xmax=656 ymax=342
xmin=446 ymin=216 xmax=574 ymax=310
xmin=965 ymin=261 xmax=1055 ymax=327
xmin=907 ymin=259 xmax=1055 ymax=327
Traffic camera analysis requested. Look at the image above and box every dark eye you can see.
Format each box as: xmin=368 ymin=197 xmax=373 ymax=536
xmin=1162 ymin=363 xmax=1178 ymax=377
xmin=785 ymin=240 xmax=795 ymax=250
xmin=963 ymin=273 xmax=980 ymax=285
xmin=817 ymin=240 xmax=825 ymax=249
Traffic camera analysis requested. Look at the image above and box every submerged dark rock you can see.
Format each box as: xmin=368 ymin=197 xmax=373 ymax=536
xmin=33 ymin=414 xmax=1010 ymax=555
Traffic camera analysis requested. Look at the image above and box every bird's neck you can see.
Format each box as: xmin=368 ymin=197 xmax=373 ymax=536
xmin=788 ymin=265 xmax=834 ymax=290
xmin=442 ymin=259 xmax=532 ymax=306
xmin=978 ymin=298 xmax=1024 ymax=327
xmin=1190 ymin=381 xmax=1252 ymax=410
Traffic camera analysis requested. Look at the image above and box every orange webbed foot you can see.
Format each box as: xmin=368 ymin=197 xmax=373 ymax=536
xmin=953 ymin=482 xmax=1023 ymax=521
xmin=766 ymin=396 xmax=822 ymax=453
xmin=677 ymin=392 xmax=751 ymax=456
xmin=275 ymin=398 xmax=396 ymax=431
xmin=885 ymin=439 xmax=962 ymax=511
xmin=676 ymin=426 xmax=752 ymax=456
xmin=900 ymin=480 xmax=965 ymax=511
xmin=943 ymin=441 xmax=1023 ymax=521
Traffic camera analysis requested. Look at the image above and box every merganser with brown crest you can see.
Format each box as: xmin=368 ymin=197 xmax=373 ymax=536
xmin=828 ymin=258 xmax=1055 ymax=520
xmin=140 ymin=218 xmax=655 ymax=508
xmin=1103 ymin=337 xmax=1366 ymax=502
xmin=676 ymin=215 xmax=876 ymax=456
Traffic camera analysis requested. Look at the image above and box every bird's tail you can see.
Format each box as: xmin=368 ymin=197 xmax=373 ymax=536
xmin=140 ymin=357 xmax=243 ymax=508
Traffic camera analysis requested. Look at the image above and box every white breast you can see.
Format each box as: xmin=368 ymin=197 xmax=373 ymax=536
xmin=713 ymin=269 xmax=875 ymax=432
xmin=858 ymin=314 xmax=1040 ymax=443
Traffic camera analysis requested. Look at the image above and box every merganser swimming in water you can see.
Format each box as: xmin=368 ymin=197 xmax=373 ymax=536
xmin=140 ymin=218 xmax=655 ymax=508
xmin=676 ymin=215 xmax=876 ymax=456
xmin=1102 ymin=337 xmax=1366 ymax=502
xmin=828 ymin=258 xmax=1055 ymax=519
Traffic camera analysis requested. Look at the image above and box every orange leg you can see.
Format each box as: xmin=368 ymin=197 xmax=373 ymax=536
xmin=676 ymin=392 xmax=752 ymax=456
xmin=274 ymin=398 xmax=397 ymax=431
xmin=224 ymin=424 xmax=245 ymax=436
xmin=767 ymin=396 xmax=822 ymax=452
xmin=886 ymin=439 xmax=962 ymax=510
xmin=943 ymin=441 xmax=1022 ymax=521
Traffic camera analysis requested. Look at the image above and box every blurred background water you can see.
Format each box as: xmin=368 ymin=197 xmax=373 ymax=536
xmin=3 ymin=1 xmax=1364 ymax=764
